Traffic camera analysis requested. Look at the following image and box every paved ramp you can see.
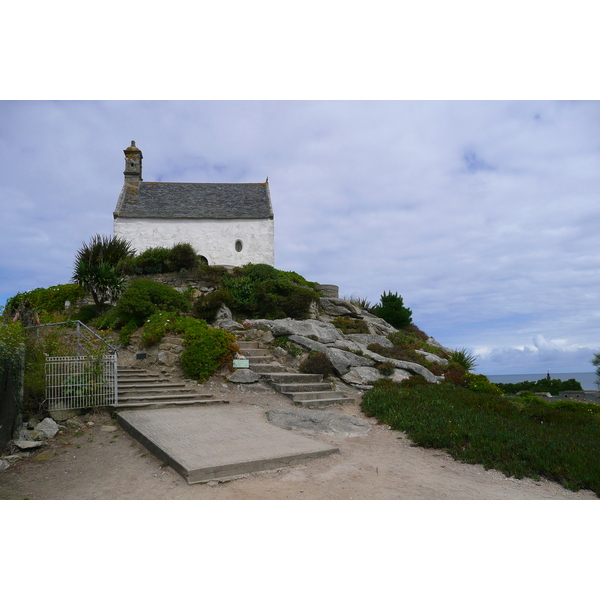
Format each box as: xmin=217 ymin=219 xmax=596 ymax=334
xmin=116 ymin=405 xmax=339 ymax=484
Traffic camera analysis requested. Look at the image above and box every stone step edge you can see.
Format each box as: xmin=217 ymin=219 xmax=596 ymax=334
xmin=292 ymin=397 xmax=354 ymax=407
xmin=112 ymin=399 xmax=229 ymax=411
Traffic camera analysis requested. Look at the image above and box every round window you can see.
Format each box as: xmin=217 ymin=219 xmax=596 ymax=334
xmin=235 ymin=240 xmax=243 ymax=252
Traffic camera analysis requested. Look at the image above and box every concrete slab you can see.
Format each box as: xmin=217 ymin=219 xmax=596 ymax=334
xmin=116 ymin=405 xmax=339 ymax=484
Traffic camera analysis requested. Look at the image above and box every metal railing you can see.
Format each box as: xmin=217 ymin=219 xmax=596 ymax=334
xmin=30 ymin=321 xmax=119 ymax=410
xmin=45 ymin=354 xmax=118 ymax=410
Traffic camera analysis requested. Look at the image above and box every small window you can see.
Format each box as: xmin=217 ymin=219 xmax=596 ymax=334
xmin=235 ymin=240 xmax=243 ymax=252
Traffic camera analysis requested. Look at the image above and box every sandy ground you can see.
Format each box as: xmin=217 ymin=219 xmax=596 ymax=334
xmin=1 ymin=379 xmax=597 ymax=501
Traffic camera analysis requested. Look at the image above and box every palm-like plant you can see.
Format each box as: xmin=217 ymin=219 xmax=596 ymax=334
xmin=451 ymin=348 xmax=478 ymax=372
xmin=72 ymin=235 xmax=134 ymax=307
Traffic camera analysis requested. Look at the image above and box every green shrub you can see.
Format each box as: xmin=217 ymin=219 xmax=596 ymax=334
xmin=371 ymin=291 xmax=413 ymax=329
xmin=272 ymin=336 xmax=303 ymax=357
xmin=299 ymin=351 xmax=335 ymax=377
xmin=72 ymin=303 xmax=109 ymax=324
xmin=332 ymin=317 xmax=370 ymax=335
xmin=461 ymin=373 xmax=503 ymax=395
xmin=175 ymin=317 xmax=237 ymax=382
xmin=193 ymin=289 xmax=235 ymax=322
xmin=218 ymin=264 xmax=319 ymax=319
xmin=169 ymin=243 xmax=199 ymax=272
xmin=5 ymin=284 xmax=87 ymax=322
xmin=141 ymin=311 xmax=178 ymax=347
xmin=115 ymin=279 xmax=190 ymax=326
xmin=377 ymin=361 xmax=395 ymax=377
xmin=119 ymin=320 xmax=139 ymax=347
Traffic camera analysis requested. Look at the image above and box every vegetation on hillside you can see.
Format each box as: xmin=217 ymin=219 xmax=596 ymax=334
xmin=361 ymin=379 xmax=600 ymax=497
xmin=194 ymin=263 xmax=318 ymax=321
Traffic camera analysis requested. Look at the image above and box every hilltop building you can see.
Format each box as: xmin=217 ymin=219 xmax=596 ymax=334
xmin=113 ymin=141 xmax=275 ymax=267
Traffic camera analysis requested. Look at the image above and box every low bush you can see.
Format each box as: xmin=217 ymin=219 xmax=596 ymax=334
xmin=176 ymin=317 xmax=238 ymax=382
xmin=376 ymin=361 xmax=396 ymax=377
xmin=121 ymin=243 xmax=201 ymax=275
xmin=272 ymin=336 xmax=303 ymax=357
xmin=137 ymin=313 xmax=238 ymax=382
xmin=219 ymin=265 xmax=319 ymax=320
xmin=4 ymin=284 xmax=87 ymax=322
xmin=114 ymin=279 xmax=190 ymax=327
xmin=332 ymin=317 xmax=370 ymax=335
xmin=193 ymin=289 xmax=235 ymax=322
xmin=299 ymin=351 xmax=335 ymax=377
xmin=361 ymin=382 xmax=600 ymax=497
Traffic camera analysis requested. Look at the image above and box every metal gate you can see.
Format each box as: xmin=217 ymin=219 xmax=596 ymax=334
xmin=45 ymin=354 xmax=118 ymax=411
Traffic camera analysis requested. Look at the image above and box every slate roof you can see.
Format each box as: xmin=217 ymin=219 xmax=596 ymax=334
xmin=114 ymin=182 xmax=273 ymax=220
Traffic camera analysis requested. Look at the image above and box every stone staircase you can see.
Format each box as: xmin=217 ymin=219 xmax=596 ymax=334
xmin=115 ymin=368 xmax=226 ymax=410
xmin=236 ymin=339 xmax=352 ymax=408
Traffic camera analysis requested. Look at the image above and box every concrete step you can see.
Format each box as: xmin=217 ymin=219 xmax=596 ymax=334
xmin=235 ymin=341 xmax=260 ymax=349
xmin=270 ymin=382 xmax=333 ymax=394
xmin=268 ymin=373 xmax=323 ymax=384
xmin=284 ymin=390 xmax=343 ymax=401
xmin=239 ymin=348 xmax=270 ymax=357
xmin=118 ymin=392 xmax=215 ymax=403
xmin=292 ymin=396 xmax=354 ymax=408
xmin=113 ymin=398 xmax=227 ymax=411
xmin=250 ymin=364 xmax=287 ymax=374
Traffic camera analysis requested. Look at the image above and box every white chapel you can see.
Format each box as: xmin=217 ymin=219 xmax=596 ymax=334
xmin=113 ymin=141 xmax=275 ymax=267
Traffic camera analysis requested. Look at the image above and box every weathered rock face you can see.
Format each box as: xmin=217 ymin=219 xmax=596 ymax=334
xmin=319 ymin=297 xmax=362 ymax=318
xmin=325 ymin=347 xmax=375 ymax=376
xmin=245 ymin=318 xmax=342 ymax=344
xmin=345 ymin=333 xmax=394 ymax=348
xmin=415 ymin=349 xmax=449 ymax=366
xmin=267 ymin=408 xmax=371 ymax=437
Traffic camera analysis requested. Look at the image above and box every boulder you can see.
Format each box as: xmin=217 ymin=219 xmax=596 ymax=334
xmin=214 ymin=319 xmax=245 ymax=331
xmin=34 ymin=418 xmax=59 ymax=440
xmin=288 ymin=335 xmax=329 ymax=353
xmin=267 ymin=408 xmax=371 ymax=437
xmin=359 ymin=310 xmax=398 ymax=336
xmin=13 ymin=439 xmax=45 ymax=450
xmin=341 ymin=367 xmax=383 ymax=386
xmin=227 ymin=369 xmax=260 ymax=384
xmin=247 ymin=319 xmax=342 ymax=344
xmin=415 ymin=349 xmax=449 ymax=366
xmin=319 ymin=298 xmax=362 ymax=318
xmin=361 ymin=348 xmax=441 ymax=384
xmin=325 ymin=347 xmax=375 ymax=376
xmin=215 ymin=303 xmax=233 ymax=321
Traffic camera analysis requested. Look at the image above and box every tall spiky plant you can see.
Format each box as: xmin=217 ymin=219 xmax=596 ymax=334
xmin=72 ymin=234 xmax=135 ymax=307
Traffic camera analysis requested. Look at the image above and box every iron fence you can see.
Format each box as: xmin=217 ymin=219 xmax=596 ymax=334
xmin=45 ymin=354 xmax=118 ymax=411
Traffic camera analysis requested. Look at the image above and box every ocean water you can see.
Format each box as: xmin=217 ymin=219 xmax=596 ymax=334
xmin=486 ymin=372 xmax=598 ymax=391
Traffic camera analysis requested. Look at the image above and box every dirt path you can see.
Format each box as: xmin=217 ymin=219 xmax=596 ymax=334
xmin=1 ymin=379 xmax=597 ymax=500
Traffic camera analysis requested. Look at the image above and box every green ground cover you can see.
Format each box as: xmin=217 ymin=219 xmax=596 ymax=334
xmin=361 ymin=381 xmax=600 ymax=497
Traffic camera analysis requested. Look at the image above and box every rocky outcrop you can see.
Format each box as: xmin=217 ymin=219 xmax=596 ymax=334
xmin=319 ymin=297 xmax=362 ymax=318
xmin=243 ymin=316 xmax=442 ymax=385
xmin=267 ymin=408 xmax=371 ymax=437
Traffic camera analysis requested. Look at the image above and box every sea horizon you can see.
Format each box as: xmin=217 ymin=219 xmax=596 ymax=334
xmin=485 ymin=371 xmax=598 ymax=390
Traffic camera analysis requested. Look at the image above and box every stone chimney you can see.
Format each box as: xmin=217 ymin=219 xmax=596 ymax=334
xmin=123 ymin=140 xmax=143 ymax=184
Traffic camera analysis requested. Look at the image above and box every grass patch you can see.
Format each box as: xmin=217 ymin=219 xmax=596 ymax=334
xmin=361 ymin=382 xmax=600 ymax=496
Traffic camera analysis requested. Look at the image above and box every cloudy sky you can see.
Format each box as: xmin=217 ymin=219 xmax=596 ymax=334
xmin=2 ymin=100 xmax=598 ymax=375
xmin=2 ymin=3 xmax=599 ymax=377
